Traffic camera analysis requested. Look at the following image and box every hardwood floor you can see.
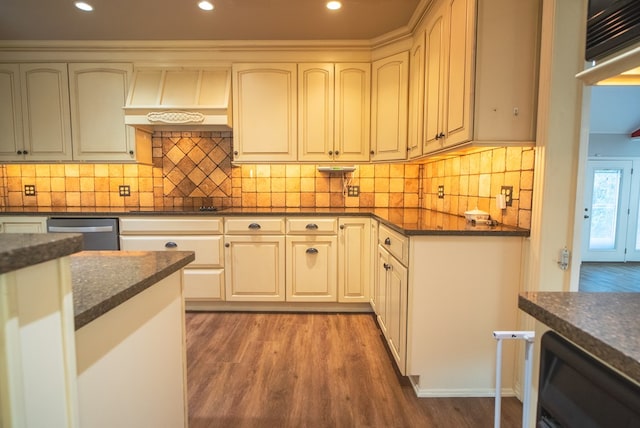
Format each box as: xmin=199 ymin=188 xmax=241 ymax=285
xmin=579 ymin=262 xmax=640 ymax=292
xmin=186 ymin=312 xmax=522 ymax=428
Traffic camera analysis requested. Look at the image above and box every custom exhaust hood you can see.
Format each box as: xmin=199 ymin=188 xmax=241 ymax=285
xmin=124 ymin=67 xmax=232 ymax=131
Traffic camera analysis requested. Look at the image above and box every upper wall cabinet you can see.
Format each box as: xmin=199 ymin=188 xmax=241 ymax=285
xmin=0 ymin=64 xmax=73 ymax=161
xmin=298 ymin=63 xmax=371 ymax=163
xmin=0 ymin=62 xmax=143 ymax=163
xmin=0 ymin=65 xmax=24 ymax=160
xmin=407 ymin=33 xmax=426 ymax=160
xmin=69 ymin=63 xmax=136 ymax=162
xmin=232 ymin=63 xmax=298 ymax=162
xmin=371 ymin=52 xmax=409 ymax=162
xmin=422 ymin=0 xmax=540 ymax=155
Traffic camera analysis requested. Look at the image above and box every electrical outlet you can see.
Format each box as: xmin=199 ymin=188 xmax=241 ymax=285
xmin=501 ymin=186 xmax=513 ymax=207
xmin=119 ymin=185 xmax=131 ymax=197
xmin=24 ymin=184 xmax=36 ymax=196
xmin=347 ymin=185 xmax=360 ymax=197
xmin=438 ymin=185 xmax=444 ymax=199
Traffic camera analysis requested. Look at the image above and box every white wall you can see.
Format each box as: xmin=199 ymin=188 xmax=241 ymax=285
xmin=589 ymin=133 xmax=640 ymax=157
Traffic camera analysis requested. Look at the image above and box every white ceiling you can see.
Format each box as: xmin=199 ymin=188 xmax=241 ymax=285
xmin=589 ymin=86 xmax=640 ymax=135
xmin=0 ymin=0 xmax=422 ymax=41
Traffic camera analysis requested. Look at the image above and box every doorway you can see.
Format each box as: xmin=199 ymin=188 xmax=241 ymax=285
xmin=581 ymin=159 xmax=640 ymax=262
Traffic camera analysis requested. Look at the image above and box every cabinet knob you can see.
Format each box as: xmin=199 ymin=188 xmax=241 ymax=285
xmin=370 ymin=150 xmax=375 ymax=155
xmin=225 ymin=243 xmax=230 ymax=248
xmin=306 ymin=247 xmax=319 ymax=254
xmin=248 ymin=223 xmax=261 ymax=230
xmin=234 ymin=151 xmax=239 ymax=156
xmin=17 ymin=150 xmax=22 ymax=155
xmin=165 ymin=241 xmax=178 ymax=248
xmin=339 ymin=225 xmax=345 ymax=230
xmin=328 ymin=150 xmax=333 ymax=155
xmin=334 ymin=150 xmax=339 ymax=156
xmin=305 ymin=223 xmax=319 ymax=230
xmin=383 ymin=263 xmax=391 ymax=271
xmin=129 ymin=150 xmax=134 ymax=155
xmin=384 ymin=237 xmax=391 ymax=245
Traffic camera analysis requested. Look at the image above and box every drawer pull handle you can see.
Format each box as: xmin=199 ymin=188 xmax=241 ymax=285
xmin=305 ymin=223 xmax=319 ymax=230
xmin=306 ymin=248 xmax=319 ymax=254
xmin=248 ymin=223 xmax=261 ymax=230
xmin=384 ymin=237 xmax=391 ymax=245
xmin=165 ymin=241 xmax=178 ymax=248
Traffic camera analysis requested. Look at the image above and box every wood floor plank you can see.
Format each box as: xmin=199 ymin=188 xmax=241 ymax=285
xmin=186 ymin=312 xmax=522 ymax=428
xmin=579 ymin=262 xmax=640 ymax=292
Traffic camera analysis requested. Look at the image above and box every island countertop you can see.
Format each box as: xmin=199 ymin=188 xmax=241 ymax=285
xmin=519 ymin=292 xmax=640 ymax=384
xmin=71 ymin=250 xmax=195 ymax=329
xmin=0 ymin=233 xmax=83 ymax=274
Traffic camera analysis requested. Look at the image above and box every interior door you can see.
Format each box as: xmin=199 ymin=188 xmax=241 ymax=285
xmin=581 ymin=160 xmax=632 ymax=261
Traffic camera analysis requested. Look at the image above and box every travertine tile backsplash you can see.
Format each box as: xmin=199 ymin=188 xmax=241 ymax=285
xmin=0 ymin=132 xmax=533 ymax=229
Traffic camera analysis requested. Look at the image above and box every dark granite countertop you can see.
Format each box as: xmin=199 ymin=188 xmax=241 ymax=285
xmin=519 ymin=292 xmax=640 ymax=384
xmin=0 ymin=233 xmax=83 ymax=274
xmin=71 ymin=250 xmax=195 ymax=330
xmin=0 ymin=206 xmax=529 ymax=237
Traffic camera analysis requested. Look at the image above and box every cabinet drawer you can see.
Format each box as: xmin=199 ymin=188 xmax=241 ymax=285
xmin=119 ymin=235 xmax=223 ymax=267
xmin=225 ymin=217 xmax=285 ymax=234
xmin=119 ymin=217 xmax=222 ymax=234
xmin=184 ymin=269 xmax=224 ymax=301
xmin=378 ymin=224 xmax=408 ymax=265
xmin=286 ymin=217 xmax=337 ymax=234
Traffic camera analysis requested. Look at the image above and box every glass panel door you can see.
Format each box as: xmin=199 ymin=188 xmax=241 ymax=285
xmin=582 ymin=161 xmax=632 ymax=261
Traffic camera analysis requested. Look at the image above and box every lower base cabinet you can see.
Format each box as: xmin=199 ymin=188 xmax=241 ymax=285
xmin=286 ymin=235 xmax=337 ymax=302
xmin=224 ymin=234 xmax=286 ymax=301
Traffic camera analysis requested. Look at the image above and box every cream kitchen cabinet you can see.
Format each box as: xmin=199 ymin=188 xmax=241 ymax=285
xmin=0 ymin=62 xmax=143 ymax=163
xmin=119 ymin=217 xmax=224 ymax=304
xmin=68 ymin=63 xmax=139 ymax=162
xmin=370 ymin=221 xmax=525 ymax=396
xmin=423 ymin=0 xmax=540 ymax=155
xmin=286 ymin=217 xmax=338 ymax=302
xmin=370 ymin=51 xmax=409 ymax=162
xmin=0 ymin=64 xmax=23 ymax=160
xmin=298 ymin=63 xmax=371 ymax=163
xmin=375 ymin=223 xmax=409 ymax=373
xmin=232 ymin=64 xmax=297 ymax=162
xmin=224 ymin=217 xmax=286 ymax=301
xmin=13 ymin=63 xmax=73 ymax=161
xmin=338 ymin=216 xmax=371 ymax=303
xmin=407 ymin=32 xmax=426 ymax=159
xmin=0 ymin=216 xmax=47 ymax=233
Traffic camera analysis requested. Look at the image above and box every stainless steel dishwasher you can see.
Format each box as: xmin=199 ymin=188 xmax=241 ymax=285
xmin=47 ymin=217 xmax=119 ymax=250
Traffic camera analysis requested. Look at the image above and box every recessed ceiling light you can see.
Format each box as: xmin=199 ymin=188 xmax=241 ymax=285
xmin=74 ymin=1 xmax=94 ymax=12
xmin=198 ymin=1 xmax=214 ymax=11
xmin=326 ymin=1 xmax=342 ymax=10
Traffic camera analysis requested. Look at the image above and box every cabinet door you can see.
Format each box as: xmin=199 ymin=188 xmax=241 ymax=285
xmin=443 ymin=0 xmax=475 ymax=148
xmin=69 ymin=63 xmax=135 ymax=162
xmin=407 ymin=33 xmax=426 ymax=159
xmin=20 ymin=64 xmax=72 ymax=161
xmin=335 ymin=64 xmax=371 ymax=162
xmin=423 ymin=3 xmax=447 ymax=154
xmin=298 ymin=63 xmax=334 ymax=162
xmin=232 ymin=64 xmax=297 ymax=162
xmin=338 ymin=217 xmax=371 ymax=303
xmin=386 ymin=254 xmax=408 ymax=375
xmin=0 ymin=64 xmax=24 ymax=161
xmin=184 ymin=269 xmax=225 ymax=301
xmin=375 ymin=245 xmax=390 ymax=334
xmin=0 ymin=216 xmax=47 ymax=233
xmin=286 ymin=235 xmax=337 ymax=302
xmin=225 ymin=235 xmax=286 ymax=301
xmin=369 ymin=220 xmax=379 ymax=311
xmin=371 ymin=51 xmax=409 ymax=162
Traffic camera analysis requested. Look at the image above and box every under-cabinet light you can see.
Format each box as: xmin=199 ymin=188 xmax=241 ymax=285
xmin=326 ymin=1 xmax=342 ymax=11
xmin=74 ymin=1 xmax=93 ymax=11
xmin=198 ymin=1 xmax=214 ymax=11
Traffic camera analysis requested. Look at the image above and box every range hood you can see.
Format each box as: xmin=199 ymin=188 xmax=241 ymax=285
xmin=124 ymin=67 xmax=232 ymax=131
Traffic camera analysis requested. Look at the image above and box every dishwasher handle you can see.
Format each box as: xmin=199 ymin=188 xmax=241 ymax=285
xmin=48 ymin=225 xmax=114 ymax=233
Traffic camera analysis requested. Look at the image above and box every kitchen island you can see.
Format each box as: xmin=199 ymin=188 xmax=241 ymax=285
xmin=0 ymin=233 xmax=195 ymax=428
xmin=518 ymin=292 xmax=640 ymax=426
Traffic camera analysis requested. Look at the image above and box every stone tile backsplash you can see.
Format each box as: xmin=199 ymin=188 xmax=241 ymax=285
xmin=0 ymin=132 xmax=533 ymax=229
